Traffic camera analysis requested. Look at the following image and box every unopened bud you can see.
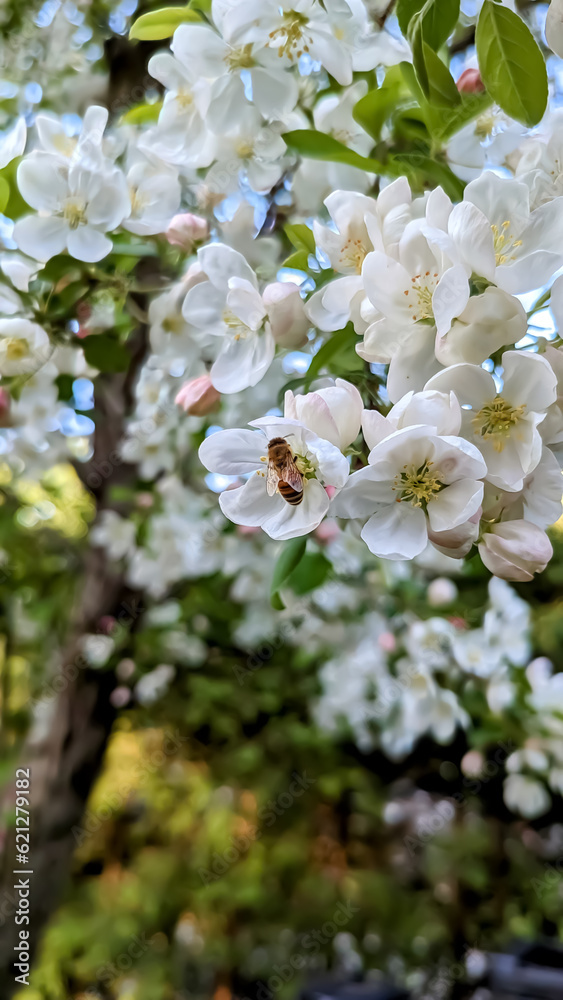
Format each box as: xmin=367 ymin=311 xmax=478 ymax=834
xmin=456 ymin=68 xmax=485 ymax=93
xmin=479 ymin=521 xmax=552 ymax=582
xmin=0 ymin=388 xmax=10 ymax=425
xmin=175 ymin=374 xmax=220 ymax=416
xmin=166 ymin=213 xmax=209 ymax=251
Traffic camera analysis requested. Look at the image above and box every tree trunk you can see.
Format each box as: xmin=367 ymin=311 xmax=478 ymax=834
xmin=0 ymin=36 xmax=158 ymax=992
xmin=0 ymin=324 xmax=147 ymax=994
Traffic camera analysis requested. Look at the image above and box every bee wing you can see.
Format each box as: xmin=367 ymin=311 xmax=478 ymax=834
xmin=266 ymin=462 xmax=279 ymax=496
xmin=281 ymin=459 xmax=303 ymax=492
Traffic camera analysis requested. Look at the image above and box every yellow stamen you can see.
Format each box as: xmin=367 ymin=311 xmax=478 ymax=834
xmin=4 ymin=338 xmax=29 ymax=361
xmin=268 ymin=10 xmax=312 ymax=61
xmin=393 ymin=460 xmax=445 ymax=510
xmin=472 ymin=396 xmax=526 ymax=451
xmin=491 ymin=221 xmax=523 ymax=266
xmin=338 ymin=237 xmax=368 ymax=274
xmin=403 ymin=272 xmax=439 ymax=322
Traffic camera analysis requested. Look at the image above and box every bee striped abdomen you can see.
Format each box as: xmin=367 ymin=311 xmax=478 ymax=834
xmin=278 ymin=481 xmax=304 ymax=505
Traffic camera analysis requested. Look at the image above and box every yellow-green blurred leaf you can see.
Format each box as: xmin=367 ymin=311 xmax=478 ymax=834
xmin=129 ymin=6 xmax=201 ymax=40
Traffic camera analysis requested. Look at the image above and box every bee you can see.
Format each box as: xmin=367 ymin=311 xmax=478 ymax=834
xmin=266 ymin=437 xmax=304 ymax=506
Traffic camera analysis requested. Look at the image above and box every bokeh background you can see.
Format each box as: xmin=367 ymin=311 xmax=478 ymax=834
xmin=1 ymin=1 xmax=563 ymax=999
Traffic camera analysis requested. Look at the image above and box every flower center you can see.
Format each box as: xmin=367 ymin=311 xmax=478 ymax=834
xmin=338 ymin=237 xmax=368 ymax=274
xmin=4 ymin=338 xmax=29 ymax=361
xmin=332 ymin=128 xmax=353 ymax=145
xmin=491 ymin=221 xmax=523 ymax=266
xmin=53 ymin=134 xmax=77 ymax=156
xmin=236 ymin=140 xmax=255 ymax=159
xmin=269 ymin=10 xmax=312 ymax=60
xmin=226 ymin=43 xmax=255 ymax=71
xmin=63 ymin=198 xmax=87 ymax=229
xmin=474 ymin=112 xmax=497 ymax=140
xmin=176 ymin=88 xmax=194 ymax=110
xmin=472 ymin=396 xmax=526 ymax=451
xmin=403 ymin=271 xmax=439 ymax=322
xmin=129 ymin=187 xmax=149 ymax=216
xmin=222 ymin=309 xmax=253 ymax=341
xmin=294 ymin=452 xmax=316 ymax=477
xmin=393 ymin=460 xmax=445 ymax=511
xmin=162 ymin=315 xmax=184 ymax=335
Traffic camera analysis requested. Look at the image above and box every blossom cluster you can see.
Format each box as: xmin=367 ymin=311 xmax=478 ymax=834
xmin=0 ymin=0 xmax=562 ymax=585
xmin=197 ymin=167 xmax=563 ymax=577
xmin=315 ymin=574 xmax=563 ymax=820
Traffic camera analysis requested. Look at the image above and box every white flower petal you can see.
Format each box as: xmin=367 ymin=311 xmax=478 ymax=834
xmin=501 ymin=350 xmax=557 ymax=412
xmin=67 ymin=226 xmax=112 ymax=263
xmin=219 ymin=473 xmax=281 ymax=527
xmin=261 ymin=477 xmax=330 ymax=540
xmin=199 ymin=427 xmax=265 ymax=475
xmin=361 ymin=504 xmax=428 ymax=560
xmin=211 ymin=329 xmax=275 ymax=393
xmin=13 ymin=215 xmax=68 ymax=262
xmin=427 ymin=479 xmax=484 ymax=532
xmin=198 ymin=243 xmax=258 ymax=292
xmin=0 ymin=117 xmax=26 ymax=169
xmin=17 ymin=152 xmax=68 ymax=212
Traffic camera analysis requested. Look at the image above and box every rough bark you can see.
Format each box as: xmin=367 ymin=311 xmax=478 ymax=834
xmin=0 ymin=31 xmax=158 ymax=987
xmin=0 ymin=328 xmax=149 ymax=990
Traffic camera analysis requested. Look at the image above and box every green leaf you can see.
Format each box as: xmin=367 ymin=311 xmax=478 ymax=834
xmin=427 ymin=90 xmax=493 ymax=144
xmin=0 ymin=157 xmax=27 ymax=219
xmin=409 ymin=0 xmax=460 ymax=98
xmin=391 ymin=153 xmax=465 ymax=200
xmin=284 ymin=223 xmax=316 ymax=255
xmin=421 ymin=43 xmax=461 ymax=107
xmin=109 ymin=239 xmax=159 ymax=258
xmin=121 ymin=101 xmax=162 ymax=125
xmin=305 ymin=324 xmax=362 ymax=388
xmin=55 ymin=373 xmax=74 ymax=402
xmin=476 ymin=0 xmax=548 ymax=127
xmin=271 ymin=538 xmax=307 ymax=610
xmin=410 ymin=18 xmax=429 ymax=96
xmin=282 ymin=250 xmax=311 ymax=272
xmin=400 ymin=57 xmax=490 ymax=145
xmin=287 ymin=552 xmax=332 ymax=596
xmin=396 ymin=0 xmax=425 ymax=37
xmin=409 ymin=0 xmax=460 ymax=51
xmin=283 ymin=130 xmax=384 ymax=173
xmin=129 ymin=6 xmax=201 ymax=40
xmin=0 ymin=176 xmax=9 ymax=214
xmin=352 ymin=65 xmax=406 ymax=141
xmin=82 ymin=334 xmax=130 ymax=373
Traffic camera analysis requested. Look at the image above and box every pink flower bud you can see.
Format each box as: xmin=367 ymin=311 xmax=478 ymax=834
xmin=456 ymin=68 xmax=485 ymax=93
xmin=110 ymin=685 xmax=131 ymax=708
xmin=378 ymin=631 xmax=396 ymax=653
xmin=237 ymin=525 xmax=262 ymax=536
xmin=427 ymin=577 xmax=458 ymax=607
xmin=262 ymin=281 xmax=310 ymax=348
xmin=166 ymin=213 xmax=209 ymax=251
xmin=98 ymin=615 xmax=116 ymax=635
xmin=478 ymin=521 xmax=553 ymax=582
xmin=461 ymin=750 xmax=484 ymax=778
xmin=315 ymin=519 xmax=341 ymax=543
xmin=175 ymin=375 xmax=220 ymax=416
xmin=448 ymin=616 xmax=467 ymax=631
xmin=0 ymin=388 xmax=10 ymax=424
